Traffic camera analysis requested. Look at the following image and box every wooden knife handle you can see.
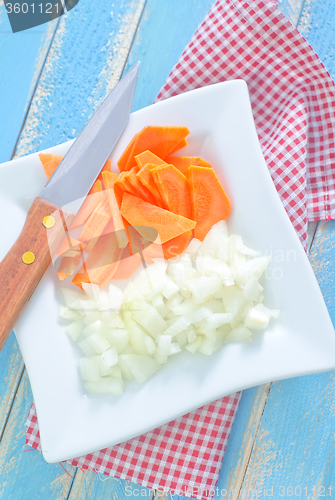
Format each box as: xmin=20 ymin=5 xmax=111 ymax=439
xmin=0 ymin=197 xmax=74 ymax=351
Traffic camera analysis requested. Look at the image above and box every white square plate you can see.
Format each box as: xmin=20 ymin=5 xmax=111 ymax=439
xmin=1 ymin=80 xmax=334 ymax=463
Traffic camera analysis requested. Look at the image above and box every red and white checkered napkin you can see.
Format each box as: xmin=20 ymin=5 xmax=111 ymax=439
xmin=26 ymin=394 xmax=240 ymax=498
xmin=26 ymin=0 xmax=335 ymax=497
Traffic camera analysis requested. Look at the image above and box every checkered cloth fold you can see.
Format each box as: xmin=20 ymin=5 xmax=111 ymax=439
xmin=26 ymin=0 xmax=335 ymax=498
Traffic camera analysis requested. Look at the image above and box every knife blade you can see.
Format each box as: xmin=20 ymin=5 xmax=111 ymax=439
xmin=0 ymin=63 xmax=139 ymax=351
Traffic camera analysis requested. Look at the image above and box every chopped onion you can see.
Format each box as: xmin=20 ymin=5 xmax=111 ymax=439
xmin=60 ymin=220 xmax=278 ymax=395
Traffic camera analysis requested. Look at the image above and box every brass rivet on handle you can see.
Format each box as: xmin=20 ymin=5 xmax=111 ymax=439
xmin=43 ymin=215 xmax=55 ymax=228
xmin=22 ymin=251 xmax=35 ymax=265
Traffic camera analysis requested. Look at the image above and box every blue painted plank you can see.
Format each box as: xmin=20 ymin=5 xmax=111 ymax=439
xmin=277 ymin=0 xmax=304 ymax=26
xmin=0 ymin=6 xmax=58 ymax=163
xmin=14 ymin=0 xmax=146 ymax=158
xmin=68 ymin=471 xmax=154 ymax=500
xmin=296 ymin=0 xmax=335 ymax=81
xmin=0 ymin=332 xmax=24 ymax=437
xmin=238 ymin=0 xmax=335 ymax=492
xmin=123 ymin=0 xmax=216 ymax=112
xmin=241 ymin=223 xmax=335 ymax=496
xmin=0 ymin=370 xmax=77 ymax=499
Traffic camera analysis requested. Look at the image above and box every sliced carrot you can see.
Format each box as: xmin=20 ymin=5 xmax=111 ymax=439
xmin=39 ymin=154 xmax=111 ymax=182
xmin=71 ymin=179 xmax=104 ymax=229
xmin=120 ymin=193 xmax=196 ymax=244
xmin=113 ymin=182 xmax=124 ymax=208
xmin=111 ymin=253 xmax=142 ymax=280
xmin=39 ymin=154 xmax=63 ymax=179
xmin=57 ymin=252 xmax=83 ymax=280
xmin=189 ymin=166 xmax=231 ymax=241
xmin=102 ymin=171 xmax=128 ymax=249
xmin=164 ymin=156 xmax=212 ymax=176
xmin=101 ymin=171 xmax=118 ymax=191
xmin=98 ymin=159 xmax=111 ymax=180
xmin=136 ymin=164 xmax=165 ymax=208
xmin=114 ymin=171 xmax=133 ymax=193
xmin=78 ymin=196 xmax=112 ymax=253
xmin=117 ymin=132 xmax=140 ymax=172
xmin=125 ymin=167 xmax=157 ymax=204
xmin=135 ymin=150 xmax=166 ymax=169
xmin=145 ymin=231 xmax=192 ymax=260
xmin=56 ymin=237 xmax=85 ymax=257
xmin=151 ymin=164 xmax=192 ymax=219
xmin=168 ymin=138 xmax=188 ymax=156
xmin=118 ymin=126 xmax=190 ymax=171
xmin=72 ymin=231 xmax=122 ymax=288
xmin=162 ymin=231 xmax=192 ymax=259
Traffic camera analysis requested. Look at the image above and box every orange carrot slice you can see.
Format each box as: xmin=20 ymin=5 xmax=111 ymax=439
xmin=145 ymin=231 xmax=192 ymax=260
xmin=120 ymin=193 xmax=196 ymax=244
xmin=71 ymin=179 xmax=105 ymax=229
xmin=98 ymin=159 xmax=111 ymax=180
xmin=101 ymin=171 xmax=118 ymax=190
xmin=162 ymin=231 xmax=192 ymax=259
xmin=164 ymin=156 xmax=212 ymax=176
xmin=151 ymin=164 xmax=192 ymax=219
xmin=124 ymin=168 xmax=154 ymax=202
xmin=102 ymin=171 xmax=128 ymax=249
xmin=56 ymin=237 xmax=84 ymax=257
xmin=111 ymin=253 xmax=142 ymax=280
xmin=135 ymin=150 xmax=166 ymax=169
xmin=57 ymin=252 xmax=83 ymax=280
xmin=73 ymin=231 xmax=122 ymax=288
xmin=168 ymin=138 xmax=188 ymax=156
xmin=117 ymin=132 xmax=140 ymax=172
xmin=136 ymin=164 xmax=165 ymax=208
xmin=78 ymin=196 xmax=112 ymax=253
xmin=189 ymin=166 xmax=231 ymax=241
xmin=118 ymin=126 xmax=190 ymax=171
xmin=39 ymin=154 xmax=63 ymax=179
xmin=39 ymin=154 xmax=111 ymax=181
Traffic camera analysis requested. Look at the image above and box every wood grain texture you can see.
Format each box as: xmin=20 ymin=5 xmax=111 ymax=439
xmin=0 ymin=197 xmax=74 ymax=350
xmin=68 ymin=470 xmax=154 ymax=500
xmin=0 ymin=6 xmax=58 ymax=163
xmin=0 ymin=370 xmax=77 ymax=499
xmin=14 ymin=0 xmax=146 ymax=159
xmin=123 ymin=0 xmax=215 ymax=112
xmin=296 ymin=0 xmax=335 ymax=81
xmin=231 ymin=0 xmax=335 ymax=495
xmin=277 ymin=0 xmax=305 ymax=26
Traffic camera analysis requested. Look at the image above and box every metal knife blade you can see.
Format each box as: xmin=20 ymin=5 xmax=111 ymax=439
xmin=42 ymin=62 xmax=139 ymax=212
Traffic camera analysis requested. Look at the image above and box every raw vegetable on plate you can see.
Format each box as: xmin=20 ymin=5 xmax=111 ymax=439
xmin=39 ymin=125 xmax=278 ymax=395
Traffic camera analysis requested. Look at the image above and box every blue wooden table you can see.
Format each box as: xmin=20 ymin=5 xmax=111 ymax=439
xmin=1 ymin=0 xmax=335 ymax=498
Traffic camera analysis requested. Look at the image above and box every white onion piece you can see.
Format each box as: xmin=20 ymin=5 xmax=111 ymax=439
xmin=109 ymin=284 xmax=124 ymax=311
xmin=132 ymin=303 xmax=167 ymax=338
xmin=59 ymin=305 xmax=83 ymax=321
xmin=120 ymin=354 xmax=160 ymax=383
xmin=185 ymin=238 xmax=202 ymax=256
xmin=98 ymin=347 xmax=118 ymax=375
xmin=185 ymin=336 xmax=203 ymax=353
xmin=151 ymin=294 xmax=169 ymax=318
xmin=187 ymin=275 xmax=221 ymax=302
xmin=79 ymin=357 xmax=100 ymax=381
xmin=66 ymin=321 xmax=84 ymax=341
xmin=108 ymin=328 xmax=129 ymax=353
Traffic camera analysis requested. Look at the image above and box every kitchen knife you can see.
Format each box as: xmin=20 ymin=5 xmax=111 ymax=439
xmin=0 ymin=62 xmax=139 ymax=351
